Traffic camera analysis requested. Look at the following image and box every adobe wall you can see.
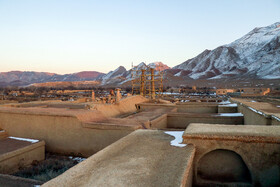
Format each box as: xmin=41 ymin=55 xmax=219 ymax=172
xmin=230 ymin=98 xmax=280 ymax=126
xmin=137 ymin=103 xmax=218 ymax=113
xmin=42 ymin=130 xmax=196 ymax=187
xmin=167 ymin=114 xmax=243 ymax=129
xmin=218 ymin=105 xmax=238 ymax=113
xmin=229 ymin=98 xmax=271 ymax=125
xmin=237 ymin=104 xmax=271 ymax=125
xmin=176 ymin=102 xmax=221 ymax=105
xmin=0 ymin=96 xmax=148 ymax=157
xmin=0 ymin=174 xmax=43 ymax=187
xmin=0 ymin=130 xmax=7 ymax=139
xmin=135 ymin=103 xmax=175 ymax=112
xmin=183 ymin=124 xmax=280 ymax=187
xmin=272 ymin=115 xmax=280 ymax=126
xmin=176 ymin=105 xmax=218 ymax=113
xmin=150 ymin=114 xmax=168 ymax=129
xmin=184 ymin=138 xmax=280 ymax=186
xmin=0 ymin=112 xmax=133 ymax=157
xmin=149 ymin=113 xmax=243 ymax=129
xmin=94 ymin=95 xmax=148 ymax=118
xmin=5 ymin=102 xmax=89 ymax=110
xmin=0 ymin=142 xmax=45 ymax=174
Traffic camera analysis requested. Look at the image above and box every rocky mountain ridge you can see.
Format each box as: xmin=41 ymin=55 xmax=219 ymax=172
xmin=1 ymin=22 xmax=279 ymax=87
xmin=173 ymin=22 xmax=280 ymax=80
xmin=0 ymin=71 xmax=104 ymax=87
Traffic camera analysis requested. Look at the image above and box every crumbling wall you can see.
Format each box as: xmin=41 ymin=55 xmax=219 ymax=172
xmin=95 ymin=95 xmax=148 ymax=118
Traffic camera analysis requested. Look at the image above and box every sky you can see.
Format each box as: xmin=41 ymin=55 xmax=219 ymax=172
xmin=0 ymin=0 xmax=279 ymax=74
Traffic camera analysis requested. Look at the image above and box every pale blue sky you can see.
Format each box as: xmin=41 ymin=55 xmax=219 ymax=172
xmin=0 ymin=0 xmax=279 ymax=74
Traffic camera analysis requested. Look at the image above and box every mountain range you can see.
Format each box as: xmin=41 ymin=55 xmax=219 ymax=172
xmin=0 ymin=71 xmax=104 ymax=87
xmin=173 ymin=22 xmax=280 ymax=80
xmin=1 ymin=22 xmax=279 ymax=88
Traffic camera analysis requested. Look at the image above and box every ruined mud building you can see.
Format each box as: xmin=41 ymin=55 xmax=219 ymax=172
xmin=0 ymin=68 xmax=279 ymax=186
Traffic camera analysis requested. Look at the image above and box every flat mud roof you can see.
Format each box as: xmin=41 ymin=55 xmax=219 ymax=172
xmin=183 ymin=123 xmax=280 ymax=143
xmin=43 ymin=130 xmax=195 ymax=187
xmin=0 ymin=137 xmax=39 ymax=155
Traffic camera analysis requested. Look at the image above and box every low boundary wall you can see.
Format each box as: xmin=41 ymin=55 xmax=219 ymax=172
xmin=0 ymin=141 xmax=45 ymax=174
xmin=230 ymin=98 xmax=280 ymax=126
xmin=150 ymin=113 xmax=244 ymax=129
xmin=0 ymin=112 xmax=134 ymax=157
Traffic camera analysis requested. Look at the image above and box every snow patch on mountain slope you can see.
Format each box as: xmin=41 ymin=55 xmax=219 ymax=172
xmin=174 ymin=22 xmax=280 ymax=79
xmin=101 ymin=66 xmax=127 ymax=85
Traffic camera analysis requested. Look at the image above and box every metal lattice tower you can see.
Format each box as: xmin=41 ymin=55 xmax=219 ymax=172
xmin=131 ymin=63 xmax=164 ymax=100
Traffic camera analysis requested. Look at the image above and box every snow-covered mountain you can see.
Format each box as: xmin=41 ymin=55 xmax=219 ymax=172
xmin=100 ymin=66 xmax=128 ymax=85
xmin=148 ymin=62 xmax=171 ymax=71
xmin=1 ymin=22 xmax=279 ymax=87
xmin=0 ymin=62 xmax=170 ymax=87
xmin=173 ymin=22 xmax=280 ymax=79
xmin=99 ymin=62 xmax=170 ymax=86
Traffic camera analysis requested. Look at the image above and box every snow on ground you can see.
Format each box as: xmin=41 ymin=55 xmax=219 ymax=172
xmin=189 ymin=93 xmax=205 ymax=96
xmin=219 ymin=101 xmax=231 ymax=104
xmin=163 ymin=92 xmax=179 ymax=95
xmin=174 ymin=71 xmax=182 ymax=77
xmin=9 ymin=136 xmax=39 ymax=143
xmin=215 ymin=113 xmax=244 ymax=117
xmin=69 ymin=156 xmax=86 ymax=163
xmin=164 ymin=131 xmax=186 ymax=147
xmin=180 ymin=100 xmax=190 ymax=102
xmin=181 ymin=99 xmax=190 ymax=103
xmin=263 ymin=75 xmax=280 ymax=79
xmin=248 ymin=107 xmax=264 ymax=116
xmin=272 ymin=115 xmax=280 ymax=121
xmin=223 ymin=103 xmax=238 ymax=107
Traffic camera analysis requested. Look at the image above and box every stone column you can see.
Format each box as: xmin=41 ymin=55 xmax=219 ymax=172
xmin=102 ymin=97 xmax=106 ymax=104
xmin=92 ymin=91 xmax=95 ymax=102
xmin=115 ymin=88 xmax=122 ymax=103
xmin=108 ymin=94 xmax=111 ymax=103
